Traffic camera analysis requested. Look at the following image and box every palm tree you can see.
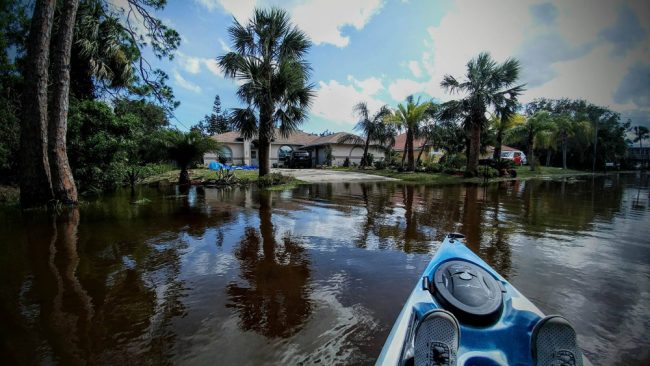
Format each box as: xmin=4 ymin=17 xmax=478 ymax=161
xmin=440 ymin=52 xmax=524 ymax=176
xmin=632 ymin=125 xmax=649 ymax=149
xmin=552 ymin=114 xmax=592 ymax=169
xmin=508 ymin=111 xmax=554 ymax=170
xmin=339 ymin=102 xmax=392 ymax=168
xmin=218 ymin=8 xmax=314 ymax=176
xmin=491 ymin=111 xmax=525 ymax=160
xmin=388 ymin=95 xmax=433 ymax=171
xmin=166 ymin=130 xmax=220 ymax=185
xmin=414 ymin=103 xmax=441 ymax=164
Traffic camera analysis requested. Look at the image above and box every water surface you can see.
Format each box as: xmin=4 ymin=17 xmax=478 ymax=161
xmin=1 ymin=174 xmax=648 ymax=365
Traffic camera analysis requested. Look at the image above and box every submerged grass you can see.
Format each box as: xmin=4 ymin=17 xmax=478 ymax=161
xmin=332 ymin=166 xmax=594 ymax=185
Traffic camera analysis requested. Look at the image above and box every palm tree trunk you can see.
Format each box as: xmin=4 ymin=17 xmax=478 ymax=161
xmin=493 ymin=130 xmax=503 ymax=160
xmin=466 ymin=124 xmax=481 ymax=176
xmin=416 ymin=137 xmax=429 ymax=165
xmin=258 ymin=104 xmax=272 ymax=176
xmin=562 ymin=135 xmax=568 ymax=169
xmin=528 ymin=134 xmax=535 ymax=171
xmin=545 ymin=149 xmax=551 ymax=166
xmin=20 ymin=0 xmax=55 ymax=208
xmin=401 ymin=130 xmax=408 ymax=168
xmin=407 ymin=129 xmax=415 ymax=171
xmin=179 ymin=166 xmax=190 ymax=185
xmin=49 ymin=0 xmax=79 ymax=205
xmin=360 ymin=137 xmax=370 ymax=168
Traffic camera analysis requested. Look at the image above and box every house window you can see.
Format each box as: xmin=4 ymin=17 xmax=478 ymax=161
xmin=278 ymin=145 xmax=293 ymax=160
xmin=219 ymin=146 xmax=233 ymax=163
xmin=251 ymin=150 xmax=257 ymax=159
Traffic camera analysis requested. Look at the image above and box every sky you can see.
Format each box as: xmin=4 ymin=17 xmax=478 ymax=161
xmin=119 ymin=0 xmax=650 ymax=133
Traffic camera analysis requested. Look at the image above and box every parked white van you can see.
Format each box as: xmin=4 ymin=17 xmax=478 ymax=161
xmin=501 ymin=150 xmax=527 ymax=165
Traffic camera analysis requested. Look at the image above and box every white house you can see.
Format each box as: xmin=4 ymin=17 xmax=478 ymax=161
xmin=203 ymin=130 xmax=386 ymax=167
xmin=299 ymin=132 xmax=387 ymax=166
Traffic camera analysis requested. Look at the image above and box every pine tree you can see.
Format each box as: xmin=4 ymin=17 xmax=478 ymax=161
xmin=196 ymin=95 xmax=231 ymax=135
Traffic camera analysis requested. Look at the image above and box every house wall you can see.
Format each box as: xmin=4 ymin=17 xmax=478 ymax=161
xmin=269 ymin=143 xmax=305 ymax=167
xmin=204 ymin=141 xmax=305 ymax=166
xmin=204 ymin=142 xmax=245 ymax=165
xmin=397 ymin=147 xmax=445 ymax=163
xmin=311 ymin=144 xmax=386 ymax=166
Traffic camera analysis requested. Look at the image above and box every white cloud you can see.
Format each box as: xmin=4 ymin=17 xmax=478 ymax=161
xmin=408 ymin=60 xmax=422 ymax=78
xmin=291 ymin=0 xmax=384 ymax=47
xmin=177 ymin=52 xmax=202 ymax=74
xmin=195 ymin=0 xmax=385 ymax=47
xmin=347 ymin=75 xmax=384 ymax=96
xmin=413 ymin=0 xmax=650 ymax=118
xmin=202 ymin=59 xmax=223 ymax=78
xmin=218 ymin=38 xmax=232 ymax=53
xmin=386 ymin=78 xmax=439 ymax=102
xmin=311 ymin=79 xmax=386 ymax=125
xmin=174 ymin=70 xmax=202 ymax=93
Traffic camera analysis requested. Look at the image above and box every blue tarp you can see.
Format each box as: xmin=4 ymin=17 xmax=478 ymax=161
xmin=208 ymin=162 xmax=258 ymax=171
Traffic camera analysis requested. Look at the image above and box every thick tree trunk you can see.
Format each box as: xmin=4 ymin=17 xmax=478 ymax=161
xmin=466 ymin=124 xmax=481 ymax=176
xmin=407 ymin=129 xmax=415 ymax=171
xmin=416 ymin=138 xmax=429 ymax=165
xmin=360 ymin=138 xmax=370 ymax=168
xmin=258 ymin=104 xmax=272 ymax=176
xmin=20 ymin=0 xmax=56 ymax=208
xmin=493 ymin=130 xmax=503 ymax=160
xmin=49 ymin=0 xmax=79 ymax=205
xmin=178 ymin=167 xmax=190 ymax=185
xmin=258 ymin=136 xmax=271 ymax=175
xmin=401 ymin=130 xmax=408 ymax=168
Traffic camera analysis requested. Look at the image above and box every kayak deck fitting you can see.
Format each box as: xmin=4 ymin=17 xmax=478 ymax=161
xmin=376 ymin=233 xmax=591 ymax=366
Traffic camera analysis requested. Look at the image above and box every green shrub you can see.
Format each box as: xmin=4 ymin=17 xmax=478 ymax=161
xmin=373 ymin=160 xmax=386 ymax=170
xmin=479 ymin=167 xmax=500 ymax=178
xmin=443 ymin=153 xmax=467 ymax=170
xmin=424 ymin=162 xmax=443 ymax=173
xmin=257 ymin=172 xmax=292 ymax=187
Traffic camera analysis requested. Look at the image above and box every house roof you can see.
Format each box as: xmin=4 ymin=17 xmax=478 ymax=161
xmin=300 ymin=132 xmax=368 ymax=148
xmin=486 ymin=145 xmax=520 ymax=152
xmin=211 ymin=130 xmax=319 ymax=145
xmin=393 ymin=133 xmax=427 ymax=152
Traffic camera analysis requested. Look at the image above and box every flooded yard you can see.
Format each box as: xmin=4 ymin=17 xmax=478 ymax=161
xmin=1 ymin=173 xmax=648 ymax=365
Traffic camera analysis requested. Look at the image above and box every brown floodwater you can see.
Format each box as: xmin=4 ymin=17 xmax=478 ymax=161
xmin=1 ymin=173 xmax=649 ymax=365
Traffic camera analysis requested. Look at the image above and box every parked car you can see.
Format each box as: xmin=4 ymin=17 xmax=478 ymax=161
xmin=500 ymin=150 xmax=527 ymax=165
xmin=288 ymin=150 xmax=311 ymax=168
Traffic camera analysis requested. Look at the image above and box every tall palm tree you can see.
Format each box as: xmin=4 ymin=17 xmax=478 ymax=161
xmin=632 ymin=125 xmax=649 ymax=149
xmin=491 ymin=110 xmax=524 ymax=160
xmin=339 ymin=102 xmax=392 ymax=168
xmin=440 ymin=52 xmax=524 ymax=176
xmin=508 ymin=111 xmax=554 ymax=171
xmin=218 ymin=8 xmax=314 ymax=176
xmin=552 ymin=114 xmax=592 ymax=169
xmin=388 ymin=95 xmax=433 ymax=171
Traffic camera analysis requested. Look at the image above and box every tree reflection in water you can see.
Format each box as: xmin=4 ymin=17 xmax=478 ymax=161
xmin=27 ymin=208 xmax=93 ymax=365
xmin=14 ymin=206 xmax=189 ymax=365
xmin=227 ymin=191 xmax=312 ymax=338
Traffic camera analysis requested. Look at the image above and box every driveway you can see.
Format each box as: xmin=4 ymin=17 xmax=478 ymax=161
xmin=272 ymin=168 xmax=398 ymax=183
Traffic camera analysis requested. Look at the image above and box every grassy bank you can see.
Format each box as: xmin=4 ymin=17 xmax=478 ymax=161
xmin=141 ymin=168 xmax=259 ymax=185
xmin=333 ymin=166 xmax=594 ymax=185
xmin=142 ymin=168 xmax=307 ymax=191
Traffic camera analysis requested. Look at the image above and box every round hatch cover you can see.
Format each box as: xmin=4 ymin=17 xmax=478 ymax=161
xmin=432 ymin=260 xmax=503 ymax=325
